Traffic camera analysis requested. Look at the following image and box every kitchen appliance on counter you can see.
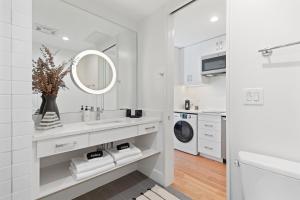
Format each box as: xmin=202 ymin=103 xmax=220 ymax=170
xmin=201 ymin=51 xmax=226 ymax=76
xmin=173 ymin=112 xmax=198 ymax=155
xmin=184 ymin=100 xmax=191 ymax=110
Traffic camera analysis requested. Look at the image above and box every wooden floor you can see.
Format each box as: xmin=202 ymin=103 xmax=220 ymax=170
xmin=172 ymin=150 xmax=226 ymax=200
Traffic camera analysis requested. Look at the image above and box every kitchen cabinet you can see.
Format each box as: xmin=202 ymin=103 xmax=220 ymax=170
xmin=183 ymin=35 xmax=226 ymax=85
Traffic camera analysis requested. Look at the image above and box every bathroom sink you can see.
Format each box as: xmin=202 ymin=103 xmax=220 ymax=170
xmin=85 ymin=119 xmax=126 ymax=126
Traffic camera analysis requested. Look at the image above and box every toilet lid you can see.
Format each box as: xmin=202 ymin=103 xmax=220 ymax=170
xmin=239 ymin=151 xmax=300 ymax=180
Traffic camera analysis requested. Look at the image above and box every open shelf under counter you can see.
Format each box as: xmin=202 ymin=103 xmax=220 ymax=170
xmin=38 ymin=148 xmax=160 ymax=199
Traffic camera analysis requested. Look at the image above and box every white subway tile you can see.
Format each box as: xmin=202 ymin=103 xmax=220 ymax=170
xmin=0 ymin=0 xmax=11 ymax=23
xmin=0 ymin=123 xmax=11 ymax=138
xmin=12 ymin=135 xmax=31 ymax=150
xmin=0 ymin=22 xmax=11 ymax=38
xmin=12 ymin=162 xmax=30 ymax=178
xmin=12 ymin=109 xmax=32 ymax=122
xmin=0 ymin=67 xmax=11 ymax=81
xmin=12 ymin=40 xmax=31 ymax=54
xmin=11 ymin=53 xmax=31 ymax=68
xmin=0 ymin=167 xmax=11 ymax=181
xmin=12 ymin=122 xmax=32 ymax=136
xmin=12 ymin=175 xmax=30 ymax=192
xmin=12 ymin=26 xmax=30 ymax=42
xmin=12 ymin=95 xmax=31 ymax=109
xmin=0 ymin=37 xmax=11 ymax=54
xmin=12 ymin=68 xmax=31 ymax=81
xmin=0 ymin=110 xmax=11 ymax=123
xmin=0 ymin=152 xmax=11 ymax=168
xmin=12 ymin=0 xmax=32 ymax=16
xmin=0 ymin=95 xmax=11 ymax=109
xmin=0 ymin=180 xmax=11 ymax=197
xmin=12 ymin=189 xmax=30 ymax=200
xmin=12 ymin=148 xmax=31 ymax=164
xmin=0 ymin=137 xmax=11 ymax=152
xmin=11 ymin=81 xmax=31 ymax=95
xmin=0 ymin=53 xmax=11 ymax=66
xmin=12 ymin=11 xmax=31 ymax=29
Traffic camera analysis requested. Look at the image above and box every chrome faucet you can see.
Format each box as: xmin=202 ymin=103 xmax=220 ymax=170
xmin=96 ymin=107 xmax=104 ymax=120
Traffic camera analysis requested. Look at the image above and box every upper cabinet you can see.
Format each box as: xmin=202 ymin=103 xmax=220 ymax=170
xmin=183 ymin=35 xmax=226 ymax=86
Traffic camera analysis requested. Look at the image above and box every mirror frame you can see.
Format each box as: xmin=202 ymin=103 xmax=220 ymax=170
xmin=71 ymin=50 xmax=117 ymax=95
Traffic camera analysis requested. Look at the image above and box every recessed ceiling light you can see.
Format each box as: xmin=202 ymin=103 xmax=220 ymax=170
xmin=62 ymin=36 xmax=69 ymax=41
xmin=210 ymin=16 xmax=219 ymax=23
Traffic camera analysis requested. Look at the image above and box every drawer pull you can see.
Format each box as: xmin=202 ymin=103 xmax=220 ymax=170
xmin=55 ymin=141 xmax=77 ymax=149
xmin=204 ymin=124 xmax=214 ymax=128
xmin=204 ymin=146 xmax=214 ymax=151
xmin=204 ymin=133 xmax=213 ymax=137
xmin=145 ymin=126 xmax=156 ymax=130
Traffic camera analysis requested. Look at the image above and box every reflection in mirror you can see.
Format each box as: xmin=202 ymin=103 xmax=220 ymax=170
xmin=32 ymin=0 xmax=137 ymax=114
xmin=77 ymin=54 xmax=113 ymax=91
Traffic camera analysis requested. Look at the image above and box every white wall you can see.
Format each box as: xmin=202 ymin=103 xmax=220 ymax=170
xmin=176 ymin=76 xmax=226 ymax=110
xmin=228 ymin=0 xmax=300 ymax=199
xmin=137 ymin=4 xmax=174 ymax=186
xmin=0 ymin=0 xmax=33 ymax=199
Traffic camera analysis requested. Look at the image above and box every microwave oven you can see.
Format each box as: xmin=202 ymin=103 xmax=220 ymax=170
xmin=201 ymin=51 xmax=226 ymax=76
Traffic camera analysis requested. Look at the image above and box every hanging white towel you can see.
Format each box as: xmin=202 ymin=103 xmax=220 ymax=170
xmin=115 ymin=153 xmax=143 ymax=166
xmin=70 ymin=162 xmax=115 ymax=181
xmin=71 ymin=151 xmax=114 ymax=174
xmin=106 ymin=143 xmax=142 ymax=161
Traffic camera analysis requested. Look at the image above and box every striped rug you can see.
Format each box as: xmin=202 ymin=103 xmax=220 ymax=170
xmin=135 ymin=185 xmax=180 ymax=200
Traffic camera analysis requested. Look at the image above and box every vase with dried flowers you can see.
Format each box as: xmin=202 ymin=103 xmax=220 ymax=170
xmin=32 ymin=45 xmax=71 ymax=129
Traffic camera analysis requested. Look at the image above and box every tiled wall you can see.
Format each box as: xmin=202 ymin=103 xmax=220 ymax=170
xmin=0 ymin=0 xmax=32 ymax=200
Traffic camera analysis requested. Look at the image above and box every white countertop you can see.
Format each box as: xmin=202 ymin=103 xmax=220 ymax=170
xmin=174 ymin=109 xmax=226 ymax=116
xmin=33 ymin=117 xmax=161 ymax=142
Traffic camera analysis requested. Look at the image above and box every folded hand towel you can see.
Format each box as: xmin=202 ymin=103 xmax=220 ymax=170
xmin=106 ymin=143 xmax=142 ymax=161
xmin=71 ymin=151 xmax=114 ymax=174
xmin=70 ymin=162 xmax=115 ymax=181
xmin=115 ymin=153 xmax=143 ymax=166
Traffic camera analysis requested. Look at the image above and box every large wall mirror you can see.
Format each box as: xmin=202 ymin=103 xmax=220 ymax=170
xmin=32 ymin=0 xmax=137 ymax=113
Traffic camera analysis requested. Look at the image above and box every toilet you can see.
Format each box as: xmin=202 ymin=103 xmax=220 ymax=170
xmin=239 ymin=151 xmax=300 ymax=200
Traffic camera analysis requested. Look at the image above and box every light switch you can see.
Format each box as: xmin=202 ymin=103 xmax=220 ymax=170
xmin=244 ymin=88 xmax=264 ymax=105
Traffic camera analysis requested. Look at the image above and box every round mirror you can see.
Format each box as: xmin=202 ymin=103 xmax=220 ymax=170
xmin=71 ymin=50 xmax=117 ymax=95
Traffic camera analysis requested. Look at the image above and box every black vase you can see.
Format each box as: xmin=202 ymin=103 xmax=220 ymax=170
xmin=39 ymin=94 xmax=46 ymax=115
xmin=42 ymin=95 xmax=60 ymax=119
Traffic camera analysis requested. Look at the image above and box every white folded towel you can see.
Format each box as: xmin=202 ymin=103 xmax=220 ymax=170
xmin=106 ymin=144 xmax=142 ymax=161
xmin=71 ymin=151 xmax=114 ymax=174
xmin=116 ymin=153 xmax=143 ymax=166
xmin=70 ymin=162 xmax=115 ymax=181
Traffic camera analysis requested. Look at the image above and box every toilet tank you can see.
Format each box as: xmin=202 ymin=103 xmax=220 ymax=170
xmin=239 ymin=151 xmax=300 ymax=200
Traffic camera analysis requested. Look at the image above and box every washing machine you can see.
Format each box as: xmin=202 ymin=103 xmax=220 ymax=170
xmin=173 ymin=112 xmax=198 ymax=155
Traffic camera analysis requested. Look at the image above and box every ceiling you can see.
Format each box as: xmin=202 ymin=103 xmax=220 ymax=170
xmin=174 ymin=0 xmax=226 ymax=47
xmin=33 ymin=0 xmax=133 ymax=51
xmin=87 ymin=0 xmax=170 ymax=22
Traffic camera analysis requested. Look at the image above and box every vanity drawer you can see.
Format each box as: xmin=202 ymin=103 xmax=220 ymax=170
xmin=198 ymin=139 xmax=221 ymax=158
xmin=37 ymin=135 xmax=89 ymax=158
xmin=89 ymin=126 xmax=138 ymax=146
xmin=138 ymin=123 xmax=159 ymax=136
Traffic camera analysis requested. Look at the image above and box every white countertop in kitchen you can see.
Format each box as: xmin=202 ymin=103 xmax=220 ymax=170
xmin=174 ymin=109 xmax=226 ymax=116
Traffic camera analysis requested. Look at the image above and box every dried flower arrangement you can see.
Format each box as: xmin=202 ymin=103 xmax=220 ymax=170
xmin=32 ymin=45 xmax=71 ymax=96
xmin=32 ymin=45 xmax=73 ymax=128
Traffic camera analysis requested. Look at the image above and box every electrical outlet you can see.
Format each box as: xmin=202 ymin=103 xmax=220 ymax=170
xmin=244 ymin=88 xmax=264 ymax=105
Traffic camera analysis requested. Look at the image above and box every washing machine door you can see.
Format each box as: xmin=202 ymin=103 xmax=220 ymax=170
xmin=174 ymin=121 xmax=194 ymax=143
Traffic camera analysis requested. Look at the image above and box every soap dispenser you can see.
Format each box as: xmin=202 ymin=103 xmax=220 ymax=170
xmin=83 ymin=106 xmax=90 ymax=122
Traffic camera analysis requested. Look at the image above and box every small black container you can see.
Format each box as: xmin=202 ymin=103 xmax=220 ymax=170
xmin=185 ymin=100 xmax=191 ymax=110
xmin=135 ymin=110 xmax=143 ymax=118
xmin=126 ymin=109 xmax=131 ymax=117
